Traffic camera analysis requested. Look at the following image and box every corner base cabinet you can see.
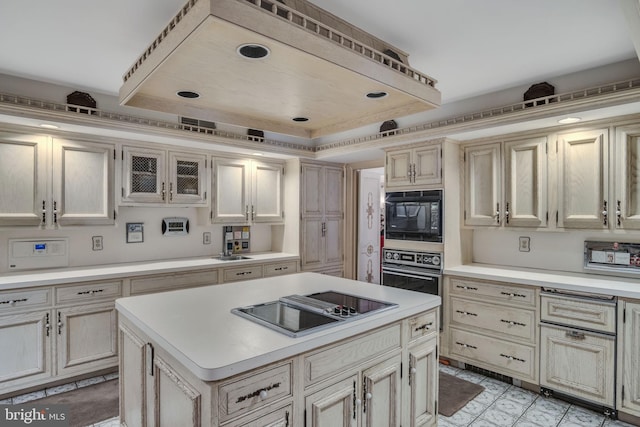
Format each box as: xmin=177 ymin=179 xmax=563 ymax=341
xmin=118 ymin=309 xmax=439 ymax=426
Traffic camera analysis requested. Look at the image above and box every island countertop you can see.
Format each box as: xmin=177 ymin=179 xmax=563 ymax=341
xmin=115 ymin=272 xmax=441 ymax=381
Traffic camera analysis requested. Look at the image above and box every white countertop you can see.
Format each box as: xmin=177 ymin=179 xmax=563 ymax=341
xmin=0 ymin=252 xmax=299 ymax=290
xmin=115 ymin=272 xmax=441 ymax=381
xmin=444 ymin=264 xmax=640 ymax=299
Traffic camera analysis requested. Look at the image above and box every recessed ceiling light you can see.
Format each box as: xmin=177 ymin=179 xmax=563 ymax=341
xmin=292 ymin=117 xmax=309 ymax=122
xmin=237 ymin=44 xmax=270 ymax=59
xmin=39 ymin=124 xmax=59 ymax=129
xmin=366 ymin=91 xmax=388 ymax=99
xmin=558 ymin=117 xmax=581 ymax=124
xmin=177 ymin=90 xmax=200 ymax=99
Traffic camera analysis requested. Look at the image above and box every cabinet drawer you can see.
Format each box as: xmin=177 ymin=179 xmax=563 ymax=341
xmin=304 ymin=323 xmax=401 ymax=385
xmin=450 ymin=297 xmax=536 ymax=343
xmin=56 ymin=280 xmax=122 ymax=304
xmin=449 ymin=327 xmax=536 ymax=382
xmin=449 ymin=277 xmax=536 ymax=307
xmin=0 ymin=288 xmax=52 ymax=313
xmin=130 ymin=269 xmax=218 ymax=295
xmin=263 ymin=261 xmax=298 ymax=277
xmin=222 ymin=265 xmax=263 ymax=283
xmin=540 ymin=294 xmax=616 ymax=334
xmin=218 ymin=361 xmax=292 ymax=422
xmin=408 ymin=310 xmax=438 ymax=342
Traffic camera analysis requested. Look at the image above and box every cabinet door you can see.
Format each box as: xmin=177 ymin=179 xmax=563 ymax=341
xmin=0 ymin=132 xmax=48 ymax=226
xmin=324 ymin=166 xmax=344 ymax=217
xmin=504 ymin=137 xmax=547 ymax=228
xmin=557 ymin=129 xmax=608 ymax=228
xmin=301 ymin=218 xmax=325 ymax=269
xmin=305 ymin=375 xmax=356 ymax=427
xmin=301 ymin=164 xmax=325 ymax=217
xmin=153 ymin=355 xmax=202 ymax=427
xmin=324 ymin=217 xmax=343 ymax=265
xmin=464 ymin=143 xmax=501 ymax=226
xmin=0 ymin=310 xmax=52 ymax=388
xmin=56 ymin=302 xmax=118 ymax=376
xmin=169 ymin=152 xmax=207 ymax=205
xmin=122 ymin=146 xmax=166 ymax=204
xmin=413 ymin=145 xmax=442 ymax=187
xmin=225 ymin=403 xmax=292 ymax=427
xmin=52 ymin=138 xmax=115 ymax=225
xmin=385 ymin=150 xmax=412 ymax=188
xmin=119 ymin=324 xmax=148 ymax=427
xmin=619 ymin=301 xmax=640 ymax=416
xmin=615 ymin=126 xmax=640 ymax=230
xmin=407 ymin=338 xmax=438 ymax=427
xmin=214 ymin=158 xmax=251 ymax=223
xmin=540 ymin=324 xmax=615 ymax=407
xmin=252 ymin=160 xmax=283 ymax=222
xmin=362 ymin=355 xmax=401 ymax=427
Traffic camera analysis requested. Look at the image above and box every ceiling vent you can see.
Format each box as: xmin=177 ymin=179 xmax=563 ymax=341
xmin=119 ymin=0 xmax=440 ymax=138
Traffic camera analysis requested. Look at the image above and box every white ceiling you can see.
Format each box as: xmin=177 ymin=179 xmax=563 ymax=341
xmin=0 ymin=0 xmax=639 ymax=155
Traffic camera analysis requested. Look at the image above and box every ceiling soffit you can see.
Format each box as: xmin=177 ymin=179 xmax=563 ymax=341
xmin=119 ymin=0 xmax=441 ymax=138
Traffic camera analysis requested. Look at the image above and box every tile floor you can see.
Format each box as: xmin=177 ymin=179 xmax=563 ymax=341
xmin=438 ymin=364 xmax=636 ymax=427
xmin=2 ymin=367 xmax=637 ymax=427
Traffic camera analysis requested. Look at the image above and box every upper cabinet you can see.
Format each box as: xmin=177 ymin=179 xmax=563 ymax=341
xmin=212 ymin=157 xmax=284 ymax=224
xmin=557 ymin=129 xmax=608 ymax=229
xmin=615 ymin=125 xmax=640 ymax=230
xmin=385 ymin=143 xmax=442 ymax=190
xmin=121 ymin=146 xmax=207 ymax=206
xmin=464 ymin=137 xmax=547 ymax=228
xmin=0 ymin=131 xmax=115 ymax=227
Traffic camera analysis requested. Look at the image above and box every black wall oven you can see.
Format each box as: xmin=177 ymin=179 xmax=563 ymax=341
xmin=381 ymin=248 xmax=443 ymax=329
xmin=385 ymin=190 xmax=443 ymax=242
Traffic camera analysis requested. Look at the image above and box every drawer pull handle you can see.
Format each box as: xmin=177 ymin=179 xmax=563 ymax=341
xmin=0 ymin=298 xmax=28 ymax=305
xmin=500 ymin=319 xmax=526 ymax=327
xmin=235 ymin=382 xmax=281 ymax=403
xmin=566 ymin=331 xmax=586 ymax=340
xmin=455 ymin=341 xmax=477 ymax=349
xmin=45 ymin=313 xmax=50 ymax=337
xmin=414 ymin=322 xmax=433 ymax=331
xmin=456 ymin=285 xmax=478 ymax=291
xmin=77 ymin=289 xmax=104 ymax=296
xmin=456 ymin=310 xmax=477 ymax=317
xmin=235 ymin=271 xmax=252 ymax=276
xmin=500 ymin=353 xmax=525 ymax=363
xmin=500 ymin=291 xmax=526 ymax=298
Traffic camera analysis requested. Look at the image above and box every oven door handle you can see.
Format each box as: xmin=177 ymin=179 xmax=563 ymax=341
xmin=382 ymin=267 xmax=440 ymax=280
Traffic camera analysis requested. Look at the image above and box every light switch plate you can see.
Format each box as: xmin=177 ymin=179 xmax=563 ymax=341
xmin=203 ymin=232 xmax=211 ymax=245
xmin=519 ymin=236 xmax=530 ymax=252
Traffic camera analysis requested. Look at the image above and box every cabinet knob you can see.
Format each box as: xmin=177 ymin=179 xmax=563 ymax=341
xmin=410 ymin=367 xmax=417 ymax=375
xmin=259 ymin=390 xmax=268 ymax=400
xmin=355 ymin=398 xmax=362 ymax=406
xmin=365 ymin=392 xmax=372 ymax=400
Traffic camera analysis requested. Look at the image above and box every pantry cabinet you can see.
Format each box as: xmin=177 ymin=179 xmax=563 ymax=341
xmin=385 ymin=143 xmax=442 ymax=189
xmin=300 ymin=163 xmax=344 ymax=274
xmin=618 ymin=300 xmax=640 ymax=418
xmin=463 ymin=137 xmax=547 ymax=228
xmin=557 ymin=128 xmax=609 ymax=229
xmin=212 ymin=157 xmax=284 ymax=224
xmin=0 ymin=131 xmax=115 ymax=226
xmin=121 ymin=146 xmax=208 ymax=206
xmin=614 ymin=125 xmax=640 ymax=230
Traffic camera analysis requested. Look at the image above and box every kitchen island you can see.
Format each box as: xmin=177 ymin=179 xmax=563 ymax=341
xmin=116 ymin=272 xmax=441 ymax=427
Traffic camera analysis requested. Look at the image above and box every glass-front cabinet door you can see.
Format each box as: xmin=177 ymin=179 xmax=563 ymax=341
xmin=122 ymin=146 xmax=166 ymax=204
xmin=169 ymin=153 xmax=207 ymax=205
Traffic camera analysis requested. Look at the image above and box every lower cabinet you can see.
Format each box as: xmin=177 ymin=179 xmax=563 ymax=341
xmin=618 ymin=300 xmax=640 ymax=419
xmin=119 ymin=309 xmax=439 ymax=426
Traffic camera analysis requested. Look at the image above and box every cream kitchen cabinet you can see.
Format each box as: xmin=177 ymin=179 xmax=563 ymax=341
xmin=617 ymin=299 xmax=640 ymax=419
xmin=0 ymin=130 xmax=115 ymax=227
xmin=556 ymin=128 xmax=609 ymax=229
xmin=463 ymin=136 xmax=547 ymax=228
xmin=300 ymin=162 xmax=344 ymax=274
xmin=614 ymin=124 xmax=640 ymax=230
xmin=444 ymin=276 xmax=538 ymax=383
xmin=121 ymin=145 xmax=208 ymax=206
xmin=0 ymin=280 xmax=120 ymax=397
xmin=213 ymin=157 xmax=284 ymax=224
xmin=385 ymin=143 xmax=442 ymax=189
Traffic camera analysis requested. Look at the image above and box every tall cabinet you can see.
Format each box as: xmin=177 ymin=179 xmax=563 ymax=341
xmin=300 ymin=162 xmax=344 ymax=276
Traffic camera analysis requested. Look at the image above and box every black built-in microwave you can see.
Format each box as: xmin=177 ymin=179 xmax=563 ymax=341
xmin=384 ymin=190 xmax=443 ymax=242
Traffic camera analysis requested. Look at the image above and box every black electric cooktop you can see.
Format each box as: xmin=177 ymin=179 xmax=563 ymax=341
xmin=231 ymin=291 xmax=397 ymax=337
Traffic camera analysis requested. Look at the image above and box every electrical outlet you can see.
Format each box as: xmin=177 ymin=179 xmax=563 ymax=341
xmin=92 ymin=236 xmax=103 ymax=251
xmin=203 ymin=232 xmax=211 ymax=245
xmin=519 ymin=236 xmax=530 ymax=252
